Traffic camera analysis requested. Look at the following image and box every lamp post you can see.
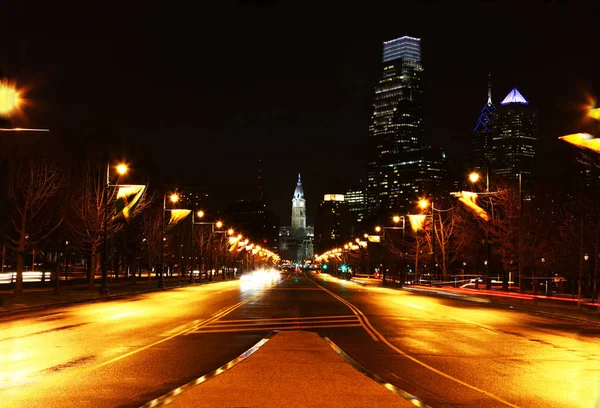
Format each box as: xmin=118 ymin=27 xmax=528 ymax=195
xmin=468 ymin=171 xmax=494 ymax=290
xmin=213 ymin=221 xmax=227 ymax=280
xmin=419 ymin=198 xmax=436 ymax=281
xmin=374 ymin=215 xmax=406 ymax=286
xmin=159 ymin=192 xmax=179 ymax=288
xmin=101 ymin=162 xmax=127 ymax=296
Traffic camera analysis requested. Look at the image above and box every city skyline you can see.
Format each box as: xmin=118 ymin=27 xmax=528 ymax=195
xmin=0 ymin=2 xmax=598 ymax=223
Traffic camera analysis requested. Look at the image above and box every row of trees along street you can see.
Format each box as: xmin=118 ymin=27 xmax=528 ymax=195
xmin=0 ymin=138 xmax=245 ymax=296
xmin=336 ymin=155 xmax=599 ymax=301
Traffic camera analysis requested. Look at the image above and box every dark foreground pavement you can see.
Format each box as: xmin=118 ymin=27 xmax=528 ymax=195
xmin=161 ymin=331 xmax=417 ymax=408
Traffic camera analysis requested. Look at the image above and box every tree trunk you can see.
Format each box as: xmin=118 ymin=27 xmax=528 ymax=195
xmin=14 ymin=219 xmax=27 ymax=297
xmin=88 ymin=245 xmax=97 ymax=291
xmin=415 ymin=238 xmax=420 ymax=284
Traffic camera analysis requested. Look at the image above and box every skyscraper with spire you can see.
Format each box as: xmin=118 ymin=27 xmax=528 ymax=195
xmin=492 ymin=87 xmax=537 ymax=193
xmin=471 ymin=75 xmax=496 ymax=173
xmin=365 ymin=36 xmax=446 ymax=221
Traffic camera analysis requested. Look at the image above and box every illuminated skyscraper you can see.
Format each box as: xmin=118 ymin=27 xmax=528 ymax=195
xmin=471 ymin=75 xmax=496 ymax=172
xmin=366 ymin=36 xmax=445 ymax=219
xmin=491 ymin=88 xmax=537 ymax=192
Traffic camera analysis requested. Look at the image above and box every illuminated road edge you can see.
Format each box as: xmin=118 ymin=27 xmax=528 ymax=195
xmin=320 ymin=335 xmax=430 ymax=408
xmin=138 ymin=331 xmax=278 ymax=408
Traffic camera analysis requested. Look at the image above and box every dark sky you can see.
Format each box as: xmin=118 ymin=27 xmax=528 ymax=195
xmin=2 ymin=1 xmax=600 ymax=224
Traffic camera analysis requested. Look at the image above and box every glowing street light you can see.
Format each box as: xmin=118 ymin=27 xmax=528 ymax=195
xmin=418 ymin=199 xmax=429 ymax=210
xmin=375 ymin=226 xmax=381 ymax=233
xmin=0 ymin=81 xmax=20 ymax=115
xmin=216 ymin=221 xmax=223 ymax=229
xmin=169 ymin=193 xmax=179 ymax=203
xmin=116 ymin=163 xmax=128 ymax=176
xmin=197 ymin=210 xmax=204 ymax=218
xmin=392 ymin=215 xmax=401 ymax=224
xmin=469 ymin=172 xmax=480 ymax=184
xmin=227 ymin=228 xmax=234 ymax=236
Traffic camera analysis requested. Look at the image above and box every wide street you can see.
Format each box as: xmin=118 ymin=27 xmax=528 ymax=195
xmin=0 ymin=270 xmax=598 ymax=407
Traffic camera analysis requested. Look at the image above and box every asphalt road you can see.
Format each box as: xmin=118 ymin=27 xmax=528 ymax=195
xmin=0 ymin=270 xmax=598 ymax=407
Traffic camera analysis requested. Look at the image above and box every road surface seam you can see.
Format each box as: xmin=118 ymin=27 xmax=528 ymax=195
xmin=312 ymin=277 xmax=522 ymax=408
xmin=138 ymin=331 xmax=278 ymax=408
xmin=321 ymin=335 xmax=431 ymax=408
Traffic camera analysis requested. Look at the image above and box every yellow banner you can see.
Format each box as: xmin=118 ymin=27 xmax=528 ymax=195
xmin=408 ymin=214 xmax=427 ymax=231
xmin=456 ymin=191 xmax=490 ymax=221
xmin=169 ymin=209 xmax=191 ymax=225
xmin=112 ymin=185 xmax=146 ymax=223
xmin=559 ymin=133 xmax=600 ymax=153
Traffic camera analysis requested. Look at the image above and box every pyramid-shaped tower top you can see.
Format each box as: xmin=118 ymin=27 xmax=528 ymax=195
xmin=501 ymin=88 xmax=529 ymax=105
xmin=293 ymin=173 xmax=304 ymax=200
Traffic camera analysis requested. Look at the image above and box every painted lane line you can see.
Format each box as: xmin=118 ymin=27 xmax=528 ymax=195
xmin=205 ymin=319 xmax=359 ymax=328
xmin=312 ymin=280 xmax=379 ymax=342
xmin=312 ymin=278 xmax=521 ymax=408
xmin=212 ymin=315 xmax=357 ymax=324
xmin=139 ymin=331 xmax=278 ymax=408
xmin=191 ymin=324 xmax=363 ymax=334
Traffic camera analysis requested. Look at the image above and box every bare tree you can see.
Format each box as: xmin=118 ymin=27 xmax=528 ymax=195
xmin=6 ymin=157 xmax=65 ymax=296
xmin=68 ymin=163 xmax=151 ymax=290
xmin=139 ymin=204 xmax=163 ymax=281
xmin=430 ymin=207 xmax=470 ymax=281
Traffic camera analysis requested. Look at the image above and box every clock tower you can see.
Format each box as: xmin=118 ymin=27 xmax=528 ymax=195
xmin=291 ymin=173 xmax=306 ymax=232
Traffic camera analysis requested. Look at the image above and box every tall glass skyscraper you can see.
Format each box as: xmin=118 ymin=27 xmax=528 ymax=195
xmin=471 ymin=75 xmax=496 ymax=173
xmin=492 ymin=88 xmax=537 ymax=193
xmin=366 ymin=36 xmax=444 ymax=220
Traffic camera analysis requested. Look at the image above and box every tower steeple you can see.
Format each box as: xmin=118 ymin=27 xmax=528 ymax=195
xmin=293 ymin=173 xmax=304 ymax=200
xmin=291 ymin=173 xmax=306 ymax=231
xmin=487 ymin=73 xmax=492 ymax=106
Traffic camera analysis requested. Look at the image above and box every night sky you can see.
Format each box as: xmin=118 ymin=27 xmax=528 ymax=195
xmin=2 ymin=2 xmax=600 ymax=224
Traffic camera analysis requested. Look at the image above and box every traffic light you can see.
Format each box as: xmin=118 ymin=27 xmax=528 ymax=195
xmin=322 ymin=264 xmax=328 ymax=270
xmin=340 ymin=264 xmax=348 ymax=272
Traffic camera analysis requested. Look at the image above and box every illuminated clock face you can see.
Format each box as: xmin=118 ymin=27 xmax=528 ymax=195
xmin=299 ymin=201 xmax=304 ymax=207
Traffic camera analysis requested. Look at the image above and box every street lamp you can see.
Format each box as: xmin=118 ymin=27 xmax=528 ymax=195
xmin=191 ymin=210 xmax=215 ymax=282
xmin=213 ymin=221 xmax=227 ymax=280
xmin=372 ymin=216 xmax=406 ymax=286
xmin=468 ymin=172 xmax=480 ymax=184
xmin=0 ymin=81 xmax=20 ymax=115
xmin=101 ymin=162 xmax=128 ymax=296
xmin=418 ymin=198 xmax=437 ymax=279
xmin=159 ymin=192 xmax=179 ymax=288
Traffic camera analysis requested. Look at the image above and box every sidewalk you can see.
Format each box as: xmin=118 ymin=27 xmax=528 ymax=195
xmin=0 ymin=276 xmax=225 ymax=316
xmin=154 ymin=331 xmax=420 ymax=408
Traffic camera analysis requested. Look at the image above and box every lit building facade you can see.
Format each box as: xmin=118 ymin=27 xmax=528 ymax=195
xmin=377 ymin=147 xmax=447 ymax=214
xmin=491 ymin=88 xmax=537 ymax=193
xmin=278 ymin=174 xmax=314 ymax=261
xmin=174 ymin=186 xmax=209 ymax=210
xmin=366 ymin=36 xmax=446 ymax=220
xmin=315 ymin=194 xmax=351 ymax=253
xmin=345 ymin=184 xmax=365 ymax=236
